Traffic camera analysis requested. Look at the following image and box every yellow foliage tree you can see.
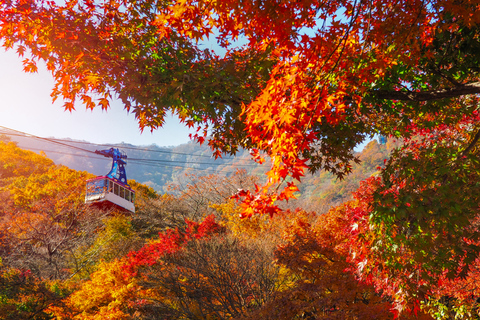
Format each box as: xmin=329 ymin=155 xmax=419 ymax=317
xmin=0 ymin=141 xmax=55 ymax=184
xmin=213 ymin=199 xmax=271 ymax=239
xmin=52 ymin=259 xmax=143 ymax=320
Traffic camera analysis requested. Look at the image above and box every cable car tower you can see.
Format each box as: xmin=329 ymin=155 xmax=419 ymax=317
xmin=85 ymin=148 xmax=135 ymax=213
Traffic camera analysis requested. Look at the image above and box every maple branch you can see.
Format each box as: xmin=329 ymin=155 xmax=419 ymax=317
xmin=430 ymin=66 xmax=461 ymax=87
xmin=374 ymin=81 xmax=480 ymax=101
xmin=460 ymin=128 xmax=480 ymax=157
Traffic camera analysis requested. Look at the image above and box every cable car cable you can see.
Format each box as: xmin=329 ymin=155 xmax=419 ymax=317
xmin=0 ymin=126 xmax=96 ymax=155
xmin=0 ymin=126 xmax=255 ymax=162
xmin=21 ymin=146 xmax=257 ymax=174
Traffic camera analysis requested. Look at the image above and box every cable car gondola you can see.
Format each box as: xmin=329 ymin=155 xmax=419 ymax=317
xmin=85 ymin=148 xmax=135 ymax=213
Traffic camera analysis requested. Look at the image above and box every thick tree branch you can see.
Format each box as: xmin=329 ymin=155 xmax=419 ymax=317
xmin=374 ymin=81 xmax=480 ymax=101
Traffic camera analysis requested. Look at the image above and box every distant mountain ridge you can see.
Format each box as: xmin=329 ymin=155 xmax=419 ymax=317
xmin=3 ymin=132 xmax=396 ymax=212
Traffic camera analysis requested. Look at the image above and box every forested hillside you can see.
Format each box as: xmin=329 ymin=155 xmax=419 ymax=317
xmin=3 ymin=134 xmax=480 ymax=319
xmin=0 ymin=140 xmax=417 ymax=319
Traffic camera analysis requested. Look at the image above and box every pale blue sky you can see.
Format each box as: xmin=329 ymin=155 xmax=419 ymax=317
xmin=0 ymin=49 xmax=194 ymax=146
